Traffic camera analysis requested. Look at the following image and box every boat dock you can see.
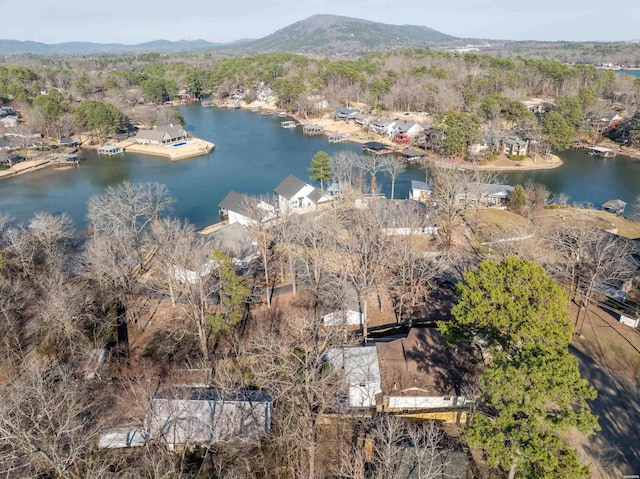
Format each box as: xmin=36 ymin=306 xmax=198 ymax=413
xmin=97 ymin=145 xmax=124 ymax=156
xmin=362 ymin=141 xmax=393 ymax=155
xmin=589 ymin=146 xmax=618 ymax=158
xmin=328 ymin=133 xmax=350 ymax=143
xmin=303 ymin=124 xmax=324 ymax=136
xmin=56 ymin=153 xmax=80 ymax=166
xmin=281 ymin=121 xmax=296 ymax=129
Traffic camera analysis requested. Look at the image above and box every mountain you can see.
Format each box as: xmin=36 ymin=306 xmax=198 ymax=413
xmin=238 ymin=14 xmax=458 ymax=55
xmin=0 ymin=38 xmax=227 ymax=55
xmin=0 ymin=15 xmax=457 ymax=56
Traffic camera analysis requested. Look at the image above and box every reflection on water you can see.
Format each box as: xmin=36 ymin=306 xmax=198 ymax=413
xmin=1 ymin=104 xmax=639 ymax=228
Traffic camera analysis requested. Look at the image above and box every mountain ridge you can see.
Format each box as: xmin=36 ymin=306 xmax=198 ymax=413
xmin=0 ymin=14 xmax=457 ymax=56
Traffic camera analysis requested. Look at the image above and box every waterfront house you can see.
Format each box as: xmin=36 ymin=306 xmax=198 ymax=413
xmin=586 ymin=111 xmax=624 ymax=130
xmin=219 ymin=191 xmax=276 ymax=227
xmin=305 ymin=93 xmax=328 ymax=110
xmin=58 ymin=137 xmax=81 ymax=147
xmin=326 ymin=346 xmax=382 ymax=410
xmin=388 ymin=120 xmax=424 ymax=139
xmin=335 ymin=108 xmax=360 ymax=120
xmin=0 ymin=116 xmax=18 ymax=128
xmin=375 ymin=328 xmax=476 ymax=423
xmin=274 ymin=175 xmax=332 ymax=212
xmin=501 ymin=137 xmax=529 ymax=156
xmin=369 ymin=117 xmax=394 ymax=135
xmin=149 ymin=389 xmax=272 ymax=450
xmin=134 ymin=124 xmax=188 ymax=146
xmin=351 ymin=113 xmax=370 ymax=127
xmin=456 ymin=183 xmax=514 ymax=206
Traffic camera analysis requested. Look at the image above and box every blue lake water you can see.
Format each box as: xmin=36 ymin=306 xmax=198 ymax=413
xmin=1 ymin=103 xmax=639 ymax=229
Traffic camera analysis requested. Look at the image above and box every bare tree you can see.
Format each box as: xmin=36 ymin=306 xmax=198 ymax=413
xmin=381 ymin=156 xmax=407 ymax=200
xmin=464 ymin=168 xmax=503 ymax=232
xmin=430 ymin=165 xmax=466 ymax=248
xmin=370 ymin=415 xmax=454 ymax=479
xmin=338 ymin=204 xmax=392 ymax=341
xmin=0 ymin=363 xmax=107 ymax=479
xmin=248 ymin=312 xmax=352 ymax=479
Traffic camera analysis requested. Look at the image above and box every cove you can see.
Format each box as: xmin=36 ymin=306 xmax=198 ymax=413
xmin=1 ymin=103 xmax=639 ymax=229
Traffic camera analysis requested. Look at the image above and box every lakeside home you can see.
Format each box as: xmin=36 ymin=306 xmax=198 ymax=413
xmin=134 ymin=124 xmax=189 ymax=146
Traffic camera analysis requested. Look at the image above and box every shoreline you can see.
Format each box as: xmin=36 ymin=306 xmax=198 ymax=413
xmin=0 ymin=155 xmax=77 ymax=180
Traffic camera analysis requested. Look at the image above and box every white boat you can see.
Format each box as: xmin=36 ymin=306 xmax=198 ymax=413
xmin=281 ymin=121 xmax=296 ymax=129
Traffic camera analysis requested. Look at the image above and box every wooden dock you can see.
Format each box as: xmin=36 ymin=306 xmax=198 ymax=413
xmin=303 ymin=124 xmax=324 ymax=136
xmin=328 ymin=133 xmax=350 ymax=143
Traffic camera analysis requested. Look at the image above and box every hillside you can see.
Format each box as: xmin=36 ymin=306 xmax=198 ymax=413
xmin=239 ymin=14 xmax=458 ymax=55
xmin=0 ymin=38 xmax=229 ymax=55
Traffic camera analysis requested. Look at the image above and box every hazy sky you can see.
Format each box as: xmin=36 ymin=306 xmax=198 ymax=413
xmin=1 ymin=0 xmax=639 ymax=44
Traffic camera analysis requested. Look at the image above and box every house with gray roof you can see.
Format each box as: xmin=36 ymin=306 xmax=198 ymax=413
xmin=134 ymin=124 xmax=188 ymax=146
xmin=388 ymin=120 xmax=425 ymax=138
xmin=369 ymin=117 xmax=394 ymax=135
xmin=149 ymin=389 xmax=272 ymax=450
xmin=501 ymin=137 xmax=529 ymax=156
xmin=274 ymin=175 xmax=331 ymax=213
xmin=219 ymin=191 xmax=276 ymax=227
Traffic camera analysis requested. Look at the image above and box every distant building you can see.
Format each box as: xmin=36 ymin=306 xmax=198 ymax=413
xmin=501 ymin=137 xmax=529 ymax=156
xmin=134 ymin=124 xmax=188 ymax=146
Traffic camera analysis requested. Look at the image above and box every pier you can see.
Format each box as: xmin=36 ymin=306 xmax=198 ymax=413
xmin=97 ymin=145 xmax=124 ymax=156
xmin=303 ymin=124 xmax=324 ymax=136
xmin=328 ymin=133 xmax=350 ymax=143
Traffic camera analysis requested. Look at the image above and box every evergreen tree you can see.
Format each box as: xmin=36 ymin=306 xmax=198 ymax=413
xmin=440 ymin=258 xmax=598 ymax=479
xmin=507 ymin=184 xmax=527 ymax=214
xmin=308 ymin=151 xmax=332 ymax=190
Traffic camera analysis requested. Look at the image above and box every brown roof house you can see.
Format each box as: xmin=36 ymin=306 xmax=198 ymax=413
xmin=135 ymin=124 xmax=188 ymax=146
xmin=375 ymin=328 xmax=479 ymax=424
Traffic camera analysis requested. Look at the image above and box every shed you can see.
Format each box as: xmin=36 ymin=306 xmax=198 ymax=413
xmin=602 ymin=199 xmax=626 ymax=215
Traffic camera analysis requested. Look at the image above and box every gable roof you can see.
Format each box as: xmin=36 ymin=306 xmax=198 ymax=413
xmin=274 ymin=175 xmax=309 ymax=200
xmin=219 ymin=191 xmax=274 ymax=221
xmin=156 ymin=124 xmax=187 ymax=137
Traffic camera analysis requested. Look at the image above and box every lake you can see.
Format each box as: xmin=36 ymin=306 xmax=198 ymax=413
xmin=1 ymin=103 xmax=639 ymax=229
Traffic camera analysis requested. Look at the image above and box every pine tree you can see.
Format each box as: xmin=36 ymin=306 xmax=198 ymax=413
xmin=440 ymin=258 xmax=598 ymax=479
xmin=308 ymin=151 xmax=332 ymax=190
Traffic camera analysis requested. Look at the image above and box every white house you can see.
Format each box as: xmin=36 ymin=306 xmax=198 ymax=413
xmin=411 ymin=180 xmax=433 ymax=202
xmin=219 ymin=191 xmax=276 ymax=227
xmin=323 ymin=309 xmax=363 ymax=327
xmin=388 ymin=120 xmax=425 ymax=139
xmin=274 ymin=175 xmax=332 ymax=213
xmin=369 ymin=117 xmax=394 ymax=135
xmin=326 ymin=346 xmax=382 ymax=409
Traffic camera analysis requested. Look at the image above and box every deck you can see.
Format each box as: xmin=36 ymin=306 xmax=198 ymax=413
xmin=328 ymin=133 xmax=350 ymax=143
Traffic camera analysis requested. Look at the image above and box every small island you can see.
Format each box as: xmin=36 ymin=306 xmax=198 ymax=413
xmin=116 ymin=124 xmax=214 ymax=162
